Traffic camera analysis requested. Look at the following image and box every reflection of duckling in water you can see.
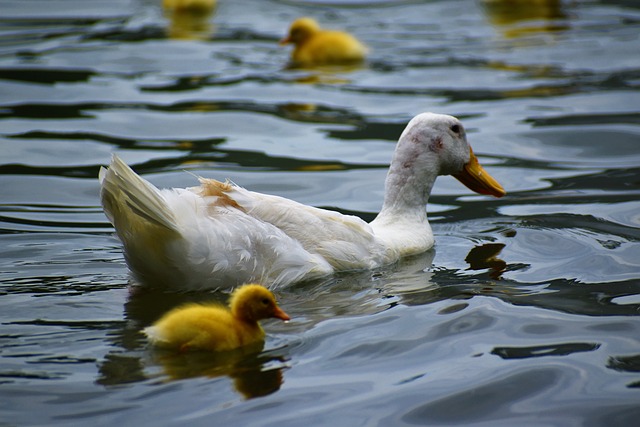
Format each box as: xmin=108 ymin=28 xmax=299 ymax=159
xmin=481 ymin=0 xmax=567 ymax=38
xmin=163 ymin=0 xmax=216 ymax=40
xmin=280 ymin=17 xmax=368 ymax=66
xmin=153 ymin=349 xmax=285 ymax=398
xmin=144 ymin=284 xmax=290 ymax=352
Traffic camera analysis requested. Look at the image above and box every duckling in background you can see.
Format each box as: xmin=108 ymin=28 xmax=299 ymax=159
xmin=163 ymin=0 xmax=217 ymax=40
xmin=481 ymin=0 xmax=567 ymax=38
xmin=163 ymin=0 xmax=216 ymax=13
xmin=280 ymin=17 xmax=368 ymax=66
xmin=144 ymin=284 xmax=290 ymax=352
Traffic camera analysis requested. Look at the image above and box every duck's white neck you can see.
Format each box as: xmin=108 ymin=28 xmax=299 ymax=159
xmin=372 ymin=136 xmax=439 ymax=225
xmin=367 ymin=129 xmax=441 ymax=258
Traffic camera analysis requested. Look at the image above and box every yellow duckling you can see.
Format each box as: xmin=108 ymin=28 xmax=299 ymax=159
xmin=163 ymin=0 xmax=216 ymax=13
xmin=280 ymin=17 xmax=368 ymax=66
xmin=163 ymin=0 xmax=216 ymax=40
xmin=144 ymin=284 xmax=290 ymax=352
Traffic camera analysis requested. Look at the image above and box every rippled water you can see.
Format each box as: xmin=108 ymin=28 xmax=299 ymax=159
xmin=1 ymin=0 xmax=639 ymax=425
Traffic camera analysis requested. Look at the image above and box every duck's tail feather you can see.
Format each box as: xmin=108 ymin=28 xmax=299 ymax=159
xmin=100 ymin=155 xmax=184 ymax=286
xmin=99 ymin=154 xmax=179 ymax=234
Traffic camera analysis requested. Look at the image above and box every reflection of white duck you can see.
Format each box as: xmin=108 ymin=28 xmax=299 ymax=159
xmin=99 ymin=113 xmax=505 ymax=291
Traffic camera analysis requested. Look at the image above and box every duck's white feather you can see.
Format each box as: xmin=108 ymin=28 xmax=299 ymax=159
xmin=100 ymin=160 xmax=333 ymax=290
xmin=100 ymin=113 xmax=505 ymax=290
xmin=214 ymin=184 xmax=390 ymax=270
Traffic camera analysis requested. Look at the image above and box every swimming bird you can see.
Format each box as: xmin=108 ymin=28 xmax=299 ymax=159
xmin=144 ymin=284 xmax=290 ymax=352
xmin=280 ymin=17 xmax=368 ymax=66
xmin=162 ymin=0 xmax=216 ymax=40
xmin=162 ymin=0 xmax=216 ymax=14
xmin=99 ymin=112 xmax=505 ymax=291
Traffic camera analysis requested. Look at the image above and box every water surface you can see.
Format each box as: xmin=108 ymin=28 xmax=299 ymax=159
xmin=1 ymin=0 xmax=639 ymax=425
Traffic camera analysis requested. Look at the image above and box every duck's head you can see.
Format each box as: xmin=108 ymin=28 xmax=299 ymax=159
xmin=230 ymin=284 xmax=290 ymax=323
xmin=393 ymin=112 xmax=506 ymax=198
xmin=280 ymin=17 xmax=320 ymax=45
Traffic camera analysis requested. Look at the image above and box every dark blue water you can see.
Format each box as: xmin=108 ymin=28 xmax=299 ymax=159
xmin=1 ymin=0 xmax=639 ymax=425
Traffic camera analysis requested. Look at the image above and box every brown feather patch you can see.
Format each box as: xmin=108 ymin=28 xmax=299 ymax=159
xmin=198 ymin=178 xmax=244 ymax=211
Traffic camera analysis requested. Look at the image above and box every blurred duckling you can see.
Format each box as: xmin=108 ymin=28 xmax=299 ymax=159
xmin=280 ymin=17 xmax=368 ymax=66
xmin=163 ymin=0 xmax=216 ymax=40
xmin=144 ymin=284 xmax=290 ymax=352
xmin=163 ymin=0 xmax=216 ymax=13
xmin=481 ymin=0 xmax=567 ymax=38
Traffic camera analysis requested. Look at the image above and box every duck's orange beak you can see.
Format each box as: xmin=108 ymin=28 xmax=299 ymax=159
xmin=279 ymin=36 xmax=291 ymax=45
xmin=272 ymin=306 xmax=291 ymax=321
xmin=453 ymin=148 xmax=506 ymax=198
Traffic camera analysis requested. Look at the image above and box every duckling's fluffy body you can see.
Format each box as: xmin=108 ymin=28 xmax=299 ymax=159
xmin=281 ymin=17 xmax=368 ymax=65
xmin=144 ymin=284 xmax=289 ymax=352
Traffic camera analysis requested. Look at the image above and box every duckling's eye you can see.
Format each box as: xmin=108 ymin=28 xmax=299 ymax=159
xmin=450 ymin=124 xmax=461 ymax=134
xmin=261 ymin=298 xmax=271 ymax=306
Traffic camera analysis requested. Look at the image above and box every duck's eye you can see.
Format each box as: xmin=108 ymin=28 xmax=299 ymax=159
xmin=450 ymin=124 xmax=461 ymax=134
xmin=261 ymin=298 xmax=270 ymax=306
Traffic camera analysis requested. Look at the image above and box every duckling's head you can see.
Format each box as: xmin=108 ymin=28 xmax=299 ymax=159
xmin=230 ymin=284 xmax=290 ymax=323
xmin=280 ymin=17 xmax=320 ymax=45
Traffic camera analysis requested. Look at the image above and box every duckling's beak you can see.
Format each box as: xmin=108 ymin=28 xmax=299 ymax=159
xmin=453 ymin=148 xmax=506 ymax=198
xmin=273 ymin=306 xmax=291 ymax=321
xmin=279 ymin=36 xmax=291 ymax=45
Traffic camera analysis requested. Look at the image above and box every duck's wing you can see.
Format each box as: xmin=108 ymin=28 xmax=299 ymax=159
xmin=196 ymin=178 xmax=391 ymax=270
xmin=162 ymin=188 xmax=336 ymax=288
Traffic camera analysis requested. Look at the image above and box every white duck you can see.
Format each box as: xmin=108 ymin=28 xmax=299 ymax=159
xmin=100 ymin=113 xmax=505 ymax=290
